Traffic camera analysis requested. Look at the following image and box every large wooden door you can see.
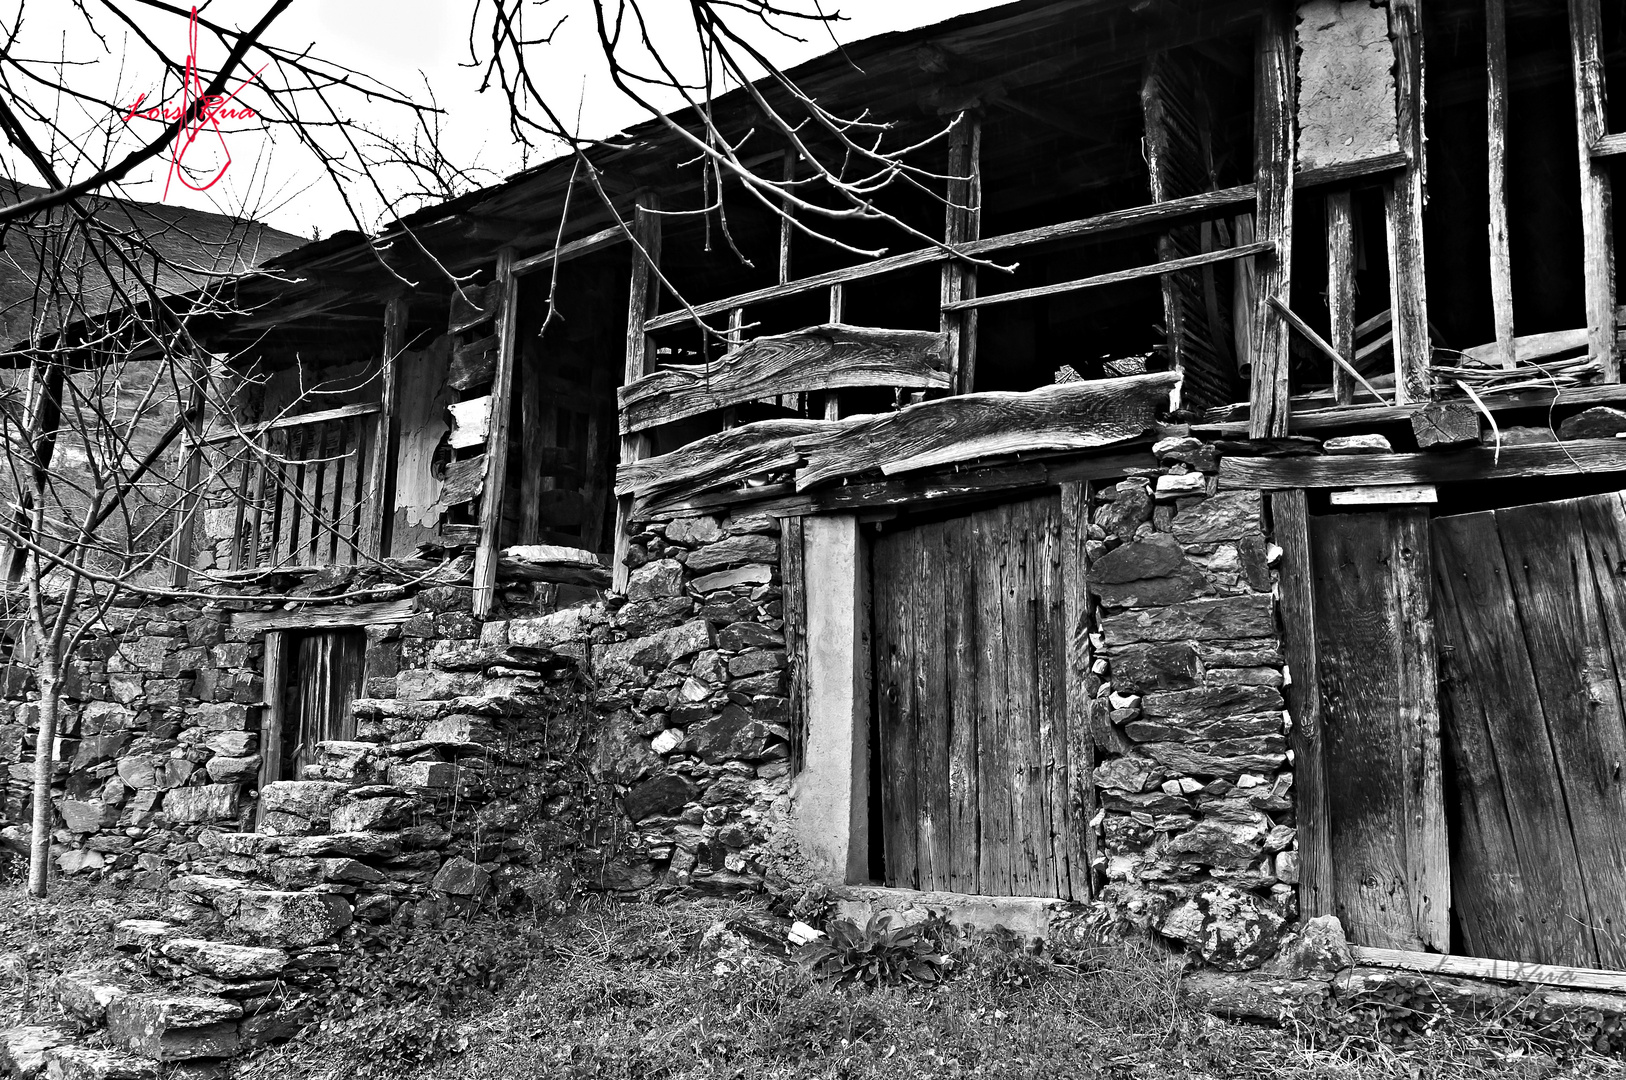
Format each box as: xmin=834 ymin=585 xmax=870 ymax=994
xmin=1432 ymin=494 xmax=1626 ymax=968
xmin=1309 ymin=510 xmax=1447 ymax=952
xmin=870 ymin=495 xmax=1083 ymax=899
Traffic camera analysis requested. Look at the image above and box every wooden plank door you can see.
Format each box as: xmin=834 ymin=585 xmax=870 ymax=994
xmin=1308 ymin=510 xmax=1448 ymax=951
xmin=1432 ymin=494 xmax=1626 ymax=968
xmin=870 ymin=494 xmax=1082 ymax=898
xmin=284 ymin=630 xmax=366 ymax=780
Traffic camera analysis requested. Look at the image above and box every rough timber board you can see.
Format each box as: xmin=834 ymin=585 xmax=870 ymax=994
xmin=1432 ymin=511 xmax=1598 ymax=967
xmin=617 ymin=324 xmax=950 ymax=434
xmin=1309 ymin=510 xmax=1445 ymax=951
xmin=1218 ymin=439 xmax=1626 ymax=489
xmin=618 ymin=372 xmax=1178 ymax=504
xmin=1354 ymin=947 xmax=1626 ymax=993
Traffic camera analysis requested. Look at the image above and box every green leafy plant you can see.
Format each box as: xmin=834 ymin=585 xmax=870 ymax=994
xmin=797 ymin=912 xmax=948 ymax=987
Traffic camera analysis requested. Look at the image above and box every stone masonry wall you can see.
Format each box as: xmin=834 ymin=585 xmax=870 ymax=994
xmin=0 ymin=508 xmax=796 ymax=914
xmin=1089 ymin=436 xmax=1299 ymax=970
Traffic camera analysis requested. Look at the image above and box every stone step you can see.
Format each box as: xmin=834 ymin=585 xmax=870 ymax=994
xmin=41 ymin=1045 xmax=156 ymax=1080
xmin=0 ymin=1024 xmax=75 ymax=1079
xmin=104 ymin=994 xmax=242 ymax=1063
xmin=52 ymin=970 xmax=128 ymax=1028
xmin=169 ymin=875 xmax=355 ymax=947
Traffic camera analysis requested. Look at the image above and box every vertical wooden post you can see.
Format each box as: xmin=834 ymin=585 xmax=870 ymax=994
xmin=169 ymin=352 xmax=208 ymax=587
xmin=779 ymin=150 xmax=796 ymax=286
xmin=781 ymin=515 xmax=808 ymax=776
xmin=825 ymin=285 xmax=844 ymax=421
xmin=1487 ymin=0 xmax=1516 ymax=369
xmin=613 ymin=196 xmax=663 ymax=593
xmin=1250 ymin=2 xmax=1295 ymax=438
xmin=1269 ymin=489 xmax=1334 ymax=921
xmin=1059 ymin=481 xmax=1100 ymax=896
xmin=942 ymin=114 xmax=982 ymax=395
xmin=1570 ymin=0 xmax=1617 ymax=381
xmin=1326 ymin=193 xmax=1358 ymax=405
xmin=256 ymin=629 xmax=288 ymax=819
xmin=1387 ymin=0 xmax=1432 ymax=403
xmin=360 ymin=295 xmax=408 ymax=560
xmin=472 ymin=250 xmax=519 ymax=617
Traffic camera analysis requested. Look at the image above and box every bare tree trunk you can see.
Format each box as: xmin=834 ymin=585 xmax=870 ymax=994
xmin=27 ymin=654 xmax=60 ymax=898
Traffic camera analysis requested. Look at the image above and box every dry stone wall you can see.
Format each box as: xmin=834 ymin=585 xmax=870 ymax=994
xmin=1088 ymin=437 xmax=1298 ymax=971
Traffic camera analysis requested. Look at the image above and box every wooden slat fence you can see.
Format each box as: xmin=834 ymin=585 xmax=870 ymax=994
xmin=213 ymin=409 xmax=377 ymax=570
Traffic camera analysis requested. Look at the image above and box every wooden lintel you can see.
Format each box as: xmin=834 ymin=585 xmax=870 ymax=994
xmin=1329 ymin=484 xmax=1439 ymax=506
xmin=1219 ymin=438 xmax=1626 ymax=489
xmin=1199 ymin=381 xmax=1626 ymax=436
xmin=617 ymin=325 xmax=950 ymax=434
xmin=233 ymin=598 xmax=416 ymax=633
xmin=1353 ymin=946 xmax=1626 ymax=993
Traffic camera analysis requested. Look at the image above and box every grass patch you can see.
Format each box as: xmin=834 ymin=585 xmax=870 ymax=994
xmin=234 ymin=895 xmax=1626 ymax=1080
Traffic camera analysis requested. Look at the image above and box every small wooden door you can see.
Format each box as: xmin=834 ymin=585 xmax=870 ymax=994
xmin=283 ymin=630 xmax=366 ymax=779
xmin=870 ymin=495 xmax=1083 ymax=898
xmin=1309 ymin=509 xmax=1448 ymax=952
xmin=1432 ymin=494 xmax=1626 ymax=968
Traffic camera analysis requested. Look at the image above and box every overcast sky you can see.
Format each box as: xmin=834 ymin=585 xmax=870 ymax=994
xmin=5 ymin=1 xmax=1011 ymax=238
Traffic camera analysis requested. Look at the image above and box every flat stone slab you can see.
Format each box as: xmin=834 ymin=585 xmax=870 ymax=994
xmin=53 ymin=970 xmax=128 ymax=1026
xmin=0 ymin=1024 xmax=75 ymax=1078
xmin=42 ymin=1045 xmax=157 ymax=1080
xmin=160 ymin=939 xmax=288 ymax=981
xmin=169 ymin=876 xmax=248 ymax=902
xmin=111 ymin=920 xmax=179 ymax=952
xmin=104 ymin=995 xmax=241 ymax=1062
xmin=226 ymin=891 xmax=352 ymax=948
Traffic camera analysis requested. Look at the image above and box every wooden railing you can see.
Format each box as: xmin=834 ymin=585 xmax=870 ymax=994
xmin=205 ymin=402 xmax=381 ymax=570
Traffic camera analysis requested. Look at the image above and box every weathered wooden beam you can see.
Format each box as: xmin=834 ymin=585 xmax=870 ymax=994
xmin=1388 ymin=0 xmax=1432 ymax=403
xmin=233 ymin=598 xmax=416 ymax=633
xmin=1460 ymin=326 xmax=1588 ymax=367
xmin=1327 ymin=193 xmax=1357 ymax=405
xmin=508 ymin=225 xmax=625 ymax=276
xmin=1250 ymin=2 xmax=1295 ymax=438
xmin=1353 ymin=946 xmax=1626 ymax=993
xmin=1411 ymin=402 xmax=1482 ymax=448
xmin=637 ymin=448 xmax=1157 ymax=523
xmin=640 ymin=185 xmax=1258 ymax=333
xmin=940 ymin=242 xmax=1274 ymax=313
xmin=1219 ymin=437 xmax=1626 ymax=489
xmin=199 ymin=402 xmax=381 ymax=446
xmin=1591 ymin=132 xmax=1626 ymax=159
xmin=360 ymin=296 xmax=408 ymax=559
xmin=619 ymin=371 xmax=1179 ymax=505
xmin=614 ymin=197 xmax=662 ymax=592
xmin=1200 ymin=380 xmax=1626 ymax=435
xmin=1269 ymin=490 xmax=1333 ymax=921
xmin=472 ymin=248 xmax=519 ymax=617
xmin=1293 ymin=150 xmax=1406 ymax=190
xmin=617 ymin=325 xmax=950 ymax=434
xmin=1487 ymin=0 xmax=1516 ymax=368
xmin=446 ymin=334 xmax=497 ymax=392
xmin=1569 ymin=0 xmax=1617 ymax=381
